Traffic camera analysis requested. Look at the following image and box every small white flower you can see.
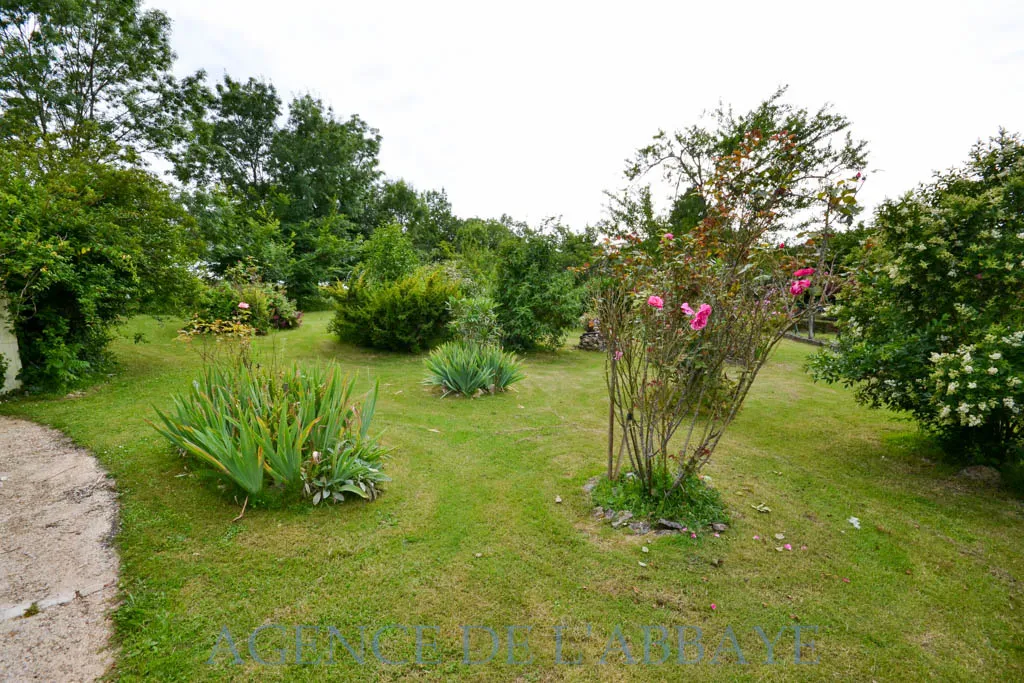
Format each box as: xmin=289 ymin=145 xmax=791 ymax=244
xmin=947 ymin=382 xmax=959 ymax=394
xmin=989 ymin=352 xmax=1002 ymax=360
xmin=964 ymin=365 xmax=974 ymax=373
xmin=988 ymin=367 xmax=999 ymax=375
xmin=967 ymin=382 xmax=977 ymax=389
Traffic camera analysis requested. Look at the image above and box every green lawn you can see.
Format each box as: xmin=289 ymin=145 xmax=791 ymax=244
xmin=2 ymin=312 xmax=1022 ymax=681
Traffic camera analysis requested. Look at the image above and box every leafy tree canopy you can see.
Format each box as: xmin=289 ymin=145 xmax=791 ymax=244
xmin=0 ymin=0 xmax=205 ymax=158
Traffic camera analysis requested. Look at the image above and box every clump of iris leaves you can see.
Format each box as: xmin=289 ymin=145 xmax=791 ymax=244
xmin=151 ymin=363 xmax=389 ymax=508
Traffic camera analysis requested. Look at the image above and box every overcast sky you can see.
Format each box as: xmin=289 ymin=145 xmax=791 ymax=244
xmin=154 ymin=0 xmax=1024 ymax=228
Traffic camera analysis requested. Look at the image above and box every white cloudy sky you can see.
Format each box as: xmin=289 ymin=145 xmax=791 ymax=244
xmin=155 ymin=0 xmax=1024 ymax=228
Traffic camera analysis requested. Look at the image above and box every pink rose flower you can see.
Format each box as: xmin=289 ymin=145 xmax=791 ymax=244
xmin=681 ymin=302 xmax=695 ymax=316
xmin=238 ymin=302 xmax=250 ymax=310
xmin=647 ymin=295 xmax=664 ymax=309
xmin=663 ymin=232 xmax=674 ymax=240
xmin=690 ymin=303 xmax=712 ymax=331
xmin=789 ymin=280 xmax=811 ymax=296
xmin=614 ymin=350 xmax=623 ymax=361
xmin=792 ymin=267 xmax=816 ymax=278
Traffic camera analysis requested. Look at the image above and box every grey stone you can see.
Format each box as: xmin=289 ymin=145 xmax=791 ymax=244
xmin=578 ymin=320 xmax=606 ymax=351
xmin=582 ymin=476 xmax=601 ymax=494
xmin=629 ymin=521 xmax=651 ymax=535
xmin=611 ymin=511 xmax=634 ymax=528
xmin=957 ymin=465 xmax=1001 ymax=486
xmin=711 ymin=522 xmax=728 ymax=532
xmin=654 ymin=529 xmax=679 ymax=537
xmin=657 ymin=519 xmax=684 ymax=531
xmin=592 ymin=506 xmax=605 ymax=518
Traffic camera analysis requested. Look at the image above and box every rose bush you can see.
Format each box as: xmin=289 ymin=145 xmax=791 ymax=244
xmin=599 ymin=91 xmax=866 ymax=497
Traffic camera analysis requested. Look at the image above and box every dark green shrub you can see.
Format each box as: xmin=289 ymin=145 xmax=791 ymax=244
xmin=190 ymin=278 xmax=301 ymax=335
xmin=0 ymin=142 xmax=199 ymax=390
xmin=423 ymin=341 xmax=525 ymax=397
xmin=447 ymin=295 xmax=503 ymax=347
xmin=493 ymin=228 xmax=588 ymax=351
xmin=362 ymin=223 xmax=418 ymax=283
xmin=329 ymin=265 xmax=461 ymax=352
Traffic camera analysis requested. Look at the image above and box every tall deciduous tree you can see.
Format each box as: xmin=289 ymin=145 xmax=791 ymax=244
xmin=365 ymin=180 xmax=457 ymax=256
xmin=0 ymin=0 xmax=205 ymax=157
xmin=271 ymin=94 xmax=381 ymax=227
xmin=171 ymin=75 xmax=281 ymax=201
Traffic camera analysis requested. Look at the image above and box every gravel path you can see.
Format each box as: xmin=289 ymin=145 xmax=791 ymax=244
xmin=0 ymin=417 xmax=119 ymax=682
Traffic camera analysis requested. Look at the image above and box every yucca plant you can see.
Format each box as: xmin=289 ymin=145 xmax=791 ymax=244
xmin=424 ymin=341 xmax=525 ymax=397
xmin=150 ymin=363 xmax=389 ymax=507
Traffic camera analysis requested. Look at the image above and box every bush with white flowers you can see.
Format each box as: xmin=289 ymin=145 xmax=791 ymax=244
xmin=930 ymin=325 xmax=1023 ymax=438
xmin=811 ymin=132 xmax=1024 ymax=465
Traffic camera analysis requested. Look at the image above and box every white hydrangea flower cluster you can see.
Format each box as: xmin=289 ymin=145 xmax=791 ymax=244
xmin=929 ymin=333 xmax=1023 ymax=427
